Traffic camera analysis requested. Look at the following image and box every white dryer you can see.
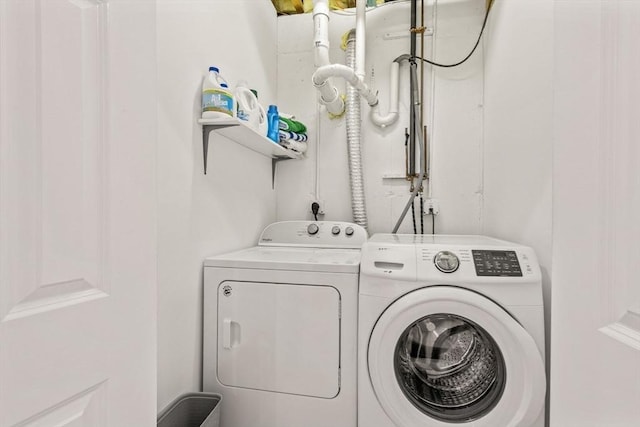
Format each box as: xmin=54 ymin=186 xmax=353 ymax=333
xmin=203 ymin=221 xmax=367 ymax=427
xmin=358 ymin=235 xmax=546 ymax=427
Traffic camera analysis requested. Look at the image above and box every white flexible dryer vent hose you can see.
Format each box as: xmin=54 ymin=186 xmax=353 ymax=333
xmin=345 ymin=30 xmax=368 ymax=230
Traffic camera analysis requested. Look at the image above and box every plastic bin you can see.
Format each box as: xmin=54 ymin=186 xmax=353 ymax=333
xmin=157 ymin=392 xmax=222 ymax=427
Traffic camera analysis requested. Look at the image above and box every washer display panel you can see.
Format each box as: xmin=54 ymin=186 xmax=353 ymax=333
xmin=395 ymin=314 xmax=506 ymax=422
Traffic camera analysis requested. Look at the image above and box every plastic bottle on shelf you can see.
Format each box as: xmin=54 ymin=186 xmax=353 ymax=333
xmin=257 ymin=105 xmax=268 ymax=137
xmin=202 ymin=66 xmax=235 ymax=119
xmin=267 ymin=105 xmax=280 ymax=143
xmin=235 ymin=80 xmax=265 ymax=131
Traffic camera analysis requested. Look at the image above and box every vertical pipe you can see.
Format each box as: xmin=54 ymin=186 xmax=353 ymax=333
xmin=409 ymin=0 xmax=417 ymax=176
xmin=428 ymin=0 xmax=438 ymax=198
xmin=314 ymin=14 xmax=330 ymax=67
xmin=420 ymin=0 xmax=426 ymax=186
xmin=313 ymin=0 xmax=330 ymax=67
xmin=355 ymin=0 xmax=366 ymax=78
xmin=313 ymin=0 xmax=345 ymax=115
xmin=420 ymin=0 xmax=425 ymax=132
xmin=393 ymin=65 xmax=425 ymax=233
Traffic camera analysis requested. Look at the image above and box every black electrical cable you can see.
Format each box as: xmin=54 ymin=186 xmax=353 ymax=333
xmin=411 ymin=200 xmax=417 ymax=234
xmin=415 ymin=2 xmax=493 ymax=68
xmin=432 ymin=210 xmax=436 ymax=234
xmin=420 ymin=195 xmax=424 ymax=234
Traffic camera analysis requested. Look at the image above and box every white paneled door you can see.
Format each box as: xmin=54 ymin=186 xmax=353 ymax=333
xmin=0 ymin=0 xmax=157 ymax=425
xmin=552 ymin=0 xmax=640 ymax=425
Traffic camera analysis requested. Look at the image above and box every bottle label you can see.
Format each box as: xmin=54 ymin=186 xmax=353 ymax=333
xmin=237 ymin=108 xmax=249 ymax=121
xmin=203 ymin=89 xmax=234 ymax=116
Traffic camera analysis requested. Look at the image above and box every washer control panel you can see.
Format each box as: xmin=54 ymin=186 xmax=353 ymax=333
xmin=361 ymin=234 xmax=540 ymax=281
xmin=472 ymin=250 xmax=522 ymax=277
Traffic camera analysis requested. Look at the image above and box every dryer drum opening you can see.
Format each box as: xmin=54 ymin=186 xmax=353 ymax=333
xmin=394 ymin=313 xmax=507 ymax=423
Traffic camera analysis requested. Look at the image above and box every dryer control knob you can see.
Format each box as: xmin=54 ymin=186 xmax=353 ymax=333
xmin=307 ymin=223 xmax=319 ymax=235
xmin=434 ymin=251 xmax=460 ymax=273
xmin=331 ymin=226 xmax=341 ymax=235
xmin=345 ymin=226 xmax=355 ymax=236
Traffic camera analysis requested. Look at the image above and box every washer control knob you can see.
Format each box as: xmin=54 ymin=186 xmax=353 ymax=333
xmin=307 ymin=223 xmax=319 ymax=235
xmin=434 ymin=251 xmax=460 ymax=273
xmin=331 ymin=226 xmax=341 ymax=235
xmin=345 ymin=226 xmax=355 ymax=236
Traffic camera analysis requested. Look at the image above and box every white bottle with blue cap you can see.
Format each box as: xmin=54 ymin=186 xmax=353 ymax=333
xmin=202 ymin=66 xmax=235 ymax=119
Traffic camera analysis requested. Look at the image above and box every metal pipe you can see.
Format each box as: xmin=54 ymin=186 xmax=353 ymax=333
xmin=427 ymin=0 xmax=438 ymax=198
xmin=409 ymin=0 xmax=418 ymax=176
xmin=393 ymin=58 xmax=425 ymax=233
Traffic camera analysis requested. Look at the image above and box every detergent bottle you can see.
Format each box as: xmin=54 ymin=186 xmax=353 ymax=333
xmin=202 ymin=66 xmax=235 ymax=119
xmin=235 ymin=80 xmax=263 ymax=131
xmin=267 ymin=105 xmax=280 ymax=143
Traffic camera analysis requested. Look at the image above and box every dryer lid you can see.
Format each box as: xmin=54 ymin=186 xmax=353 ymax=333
xmin=204 ymin=221 xmax=366 ymax=273
xmin=204 ymin=246 xmax=362 ymax=273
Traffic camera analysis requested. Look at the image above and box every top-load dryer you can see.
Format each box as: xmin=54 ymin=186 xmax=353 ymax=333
xmin=203 ymin=221 xmax=367 ymax=427
xmin=358 ymin=234 xmax=546 ymax=427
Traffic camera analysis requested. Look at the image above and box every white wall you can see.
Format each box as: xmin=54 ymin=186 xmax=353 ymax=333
xmin=277 ymin=1 xmax=554 ymax=420
xmin=156 ymin=0 xmax=278 ymax=410
xmin=276 ymin=0 xmax=486 ymax=234
xmin=482 ymin=0 xmax=554 ymax=411
xmin=275 ymin=0 xmax=554 ymax=373
xmin=483 ymin=0 xmax=553 ymax=279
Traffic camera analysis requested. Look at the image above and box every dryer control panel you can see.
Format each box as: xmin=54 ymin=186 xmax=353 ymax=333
xmin=258 ymin=221 xmax=368 ymax=249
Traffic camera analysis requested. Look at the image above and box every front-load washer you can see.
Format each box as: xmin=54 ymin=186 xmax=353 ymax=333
xmin=203 ymin=221 xmax=367 ymax=427
xmin=358 ymin=234 xmax=546 ymax=427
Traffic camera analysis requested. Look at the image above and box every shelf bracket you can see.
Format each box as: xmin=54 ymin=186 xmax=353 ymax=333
xmin=202 ymin=123 xmax=239 ymax=174
xmin=199 ymin=119 xmax=299 ymax=188
xmin=271 ymin=156 xmax=289 ymax=189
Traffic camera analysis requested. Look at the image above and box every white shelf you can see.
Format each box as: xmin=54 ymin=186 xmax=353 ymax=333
xmin=198 ymin=117 xmax=302 ymax=187
xmin=199 ymin=117 xmax=301 ymax=160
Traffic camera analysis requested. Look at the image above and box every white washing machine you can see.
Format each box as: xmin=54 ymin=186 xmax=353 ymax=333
xmin=203 ymin=221 xmax=367 ymax=427
xmin=358 ymin=235 xmax=546 ymax=427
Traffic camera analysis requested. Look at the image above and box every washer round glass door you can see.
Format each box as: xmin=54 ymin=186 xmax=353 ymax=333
xmin=395 ymin=313 xmax=506 ymax=422
xmin=368 ymin=286 xmax=545 ymax=427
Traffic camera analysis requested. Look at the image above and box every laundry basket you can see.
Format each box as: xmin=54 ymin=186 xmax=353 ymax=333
xmin=157 ymin=392 xmax=222 ymax=427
